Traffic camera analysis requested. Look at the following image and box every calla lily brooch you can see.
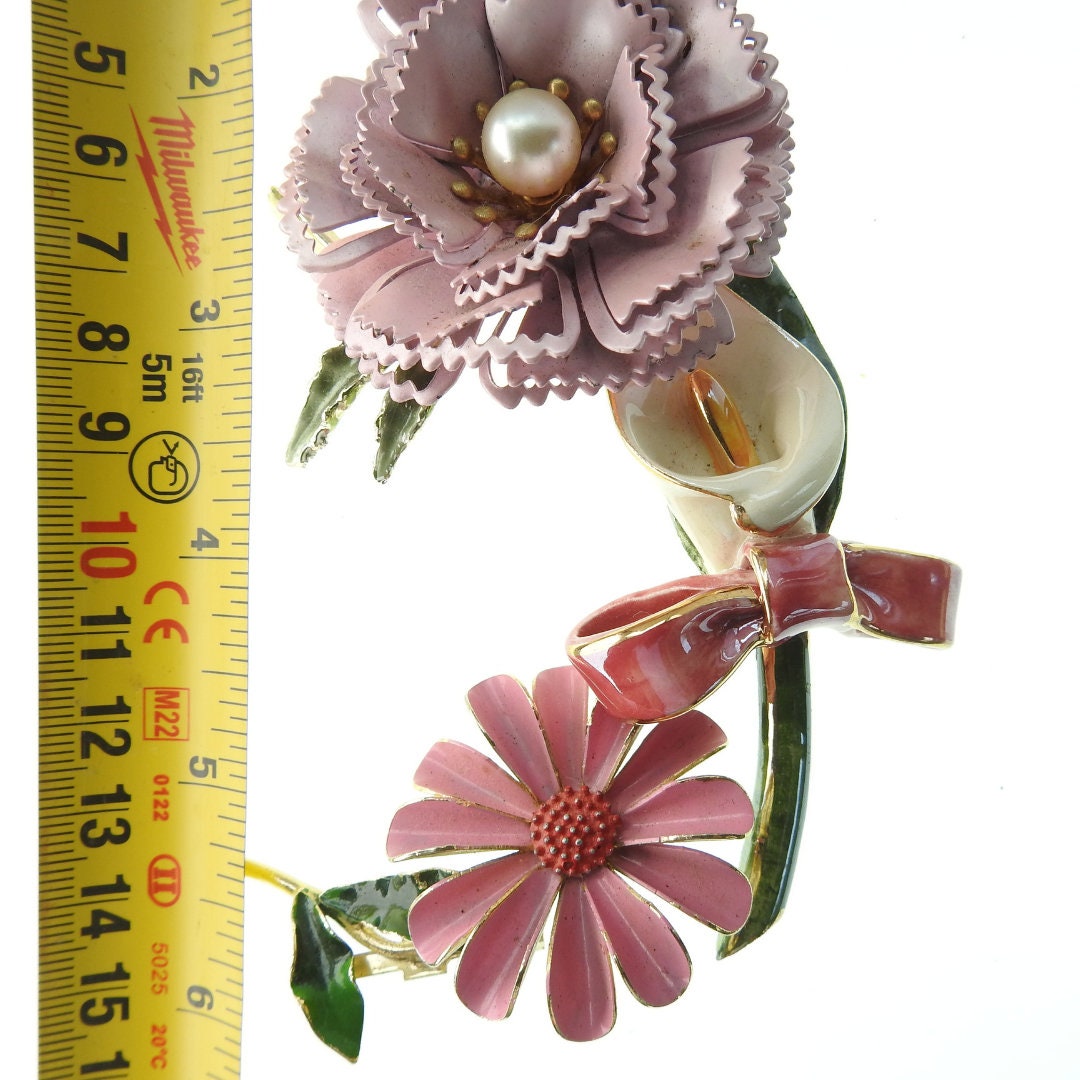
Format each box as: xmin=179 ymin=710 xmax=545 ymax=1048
xmin=259 ymin=0 xmax=962 ymax=1062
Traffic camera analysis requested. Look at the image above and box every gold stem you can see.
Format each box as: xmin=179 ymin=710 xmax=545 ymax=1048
xmin=245 ymin=859 xmax=315 ymax=896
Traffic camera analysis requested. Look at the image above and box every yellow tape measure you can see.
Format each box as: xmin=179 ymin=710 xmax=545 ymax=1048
xmin=35 ymin=1 xmax=253 ymax=1076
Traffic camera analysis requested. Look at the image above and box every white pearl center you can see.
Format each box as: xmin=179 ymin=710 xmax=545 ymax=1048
xmin=481 ymin=88 xmax=582 ymax=199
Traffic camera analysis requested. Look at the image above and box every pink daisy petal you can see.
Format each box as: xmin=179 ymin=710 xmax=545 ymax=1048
xmin=409 ymin=852 xmax=537 ymax=965
xmin=605 ymin=710 xmax=728 ymax=814
xmin=413 ymin=740 xmax=538 ymax=818
xmin=610 ymin=843 xmax=752 ymax=934
xmin=547 ymin=878 xmax=616 ymax=1041
xmin=582 ymin=702 xmax=638 ymax=792
xmin=585 ymin=867 xmax=690 ymax=1007
xmin=467 ymin=675 xmax=559 ymax=802
xmin=619 ymin=776 xmax=754 ymax=845
xmin=455 ymin=867 xmax=561 ymax=1020
xmin=531 ymin=667 xmax=589 ymax=790
xmin=386 ymin=798 xmax=530 ymax=859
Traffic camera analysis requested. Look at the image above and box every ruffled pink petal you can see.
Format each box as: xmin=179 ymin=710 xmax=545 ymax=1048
xmin=583 ymin=703 xmax=639 ymax=792
xmin=344 ymin=248 xmax=474 ymax=347
xmin=413 ymin=740 xmax=538 ymax=818
xmin=291 ymin=76 xmax=371 ymax=233
xmin=388 ymin=0 xmax=502 ymax=157
xmin=342 ymin=141 xmax=412 ymax=222
xmin=610 ymin=844 xmax=751 ymax=934
xmin=484 ymin=0 xmax=666 ymax=105
xmin=455 ymin=867 xmax=561 ymax=1019
xmin=456 ymin=179 xmax=628 ymax=304
xmin=662 ymin=1 xmax=771 ymax=137
xmin=608 ymin=45 xmax=676 ymax=237
xmin=619 ymin=777 xmax=754 ymax=844
xmin=386 ymin=798 xmax=530 ymax=859
xmin=600 ymin=48 xmax=654 ymax=218
xmin=584 ymin=867 xmax=690 ymax=1007
xmin=547 ymin=878 xmax=616 ymax=1041
xmin=724 ymin=110 xmax=793 ymax=277
xmin=365 ymin=358 xmax=463 ymax=405
xmin=347 ymin=264 xmax=580 ymax=393
xmin=310 ymin=228 xmax=410 ymax=336
xmin=481 ymin=295 xmax=731 ymax=406
xmin=279 ymin=176 xmax=396 ymax=278
xmin=575 ymin=138 xmax=753 ymax=351
xmin=467 ymin=675 xmax=559 ymax=802
xmin=408 ymin=852 xmax=537 ymax=965
xmin=359 ymin=55 xmax=503 ymax=265
xmin=605 ymin=710 xmax=728 ymax=814
xmin=531 ymin=667 xmax=589 ymax=790
xmin=358 ymin=0 xmax=432 ymax=50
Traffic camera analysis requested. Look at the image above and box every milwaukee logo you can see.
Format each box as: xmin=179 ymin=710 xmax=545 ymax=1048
xmin=131 ymin=108 xmax=205 ymax=271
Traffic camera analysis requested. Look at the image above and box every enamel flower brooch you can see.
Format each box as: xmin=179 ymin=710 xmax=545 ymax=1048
xmin=261 ymin=0 xmax=962 ymax=1060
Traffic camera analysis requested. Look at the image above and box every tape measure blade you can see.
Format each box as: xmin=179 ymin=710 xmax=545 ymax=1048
xmin=35 ymin=2 xmax=253 ymax=1077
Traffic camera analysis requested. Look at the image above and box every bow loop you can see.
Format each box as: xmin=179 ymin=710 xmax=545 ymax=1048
xmin=567 ymin=534 xmax=960 ymax=722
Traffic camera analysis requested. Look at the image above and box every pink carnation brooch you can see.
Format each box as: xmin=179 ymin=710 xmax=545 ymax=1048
xmin=280 ymin=0 xmax=790 ymax=414
xmin=257 ymin=0 xmax=962 ymax=1063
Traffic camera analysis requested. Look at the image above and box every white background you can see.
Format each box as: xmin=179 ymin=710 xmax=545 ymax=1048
xmin=8 ymin=1 xmax=1080 ymax=1076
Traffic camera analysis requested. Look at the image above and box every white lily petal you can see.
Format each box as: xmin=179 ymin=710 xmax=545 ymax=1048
xmin=611 ymin=286 xmax=845 ymax=572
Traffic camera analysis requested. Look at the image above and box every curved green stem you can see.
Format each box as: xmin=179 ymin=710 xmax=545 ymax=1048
xmin=714 ymin=265 xmax=842 ymax=956
xmin=718 ymin=635 xmax=810 ymax=956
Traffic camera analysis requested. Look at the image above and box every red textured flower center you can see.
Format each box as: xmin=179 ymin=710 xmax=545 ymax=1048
xmin=530 ymin=785 xmax=621 ymax=877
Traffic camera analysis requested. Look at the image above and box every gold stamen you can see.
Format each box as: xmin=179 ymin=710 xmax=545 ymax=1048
xmin=514 ymin=222 xmax=540 ymax=240
xmin=548 ymin=77 xmax=570 ymax=100
xmin=687 ymin=369 xmax=760 ymax=475
xmin=508 ymin=79 xmax=529 ymax=92
xmin=451 ymin=136 xmax=472 ymax=161
xmin=598 ymin=131 xmax=618 ymax=157
xmin=581 ymin=98 xmax=604 ymax=122
xmin=475 ymin=101 xmax=490 ymax=123
xmin=451 ymin=180 xmax=477 ymax=200
xmin=473 ymin=204 xmax=500 ymax=223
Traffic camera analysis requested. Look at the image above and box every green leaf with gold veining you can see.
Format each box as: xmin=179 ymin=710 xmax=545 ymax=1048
xmin=318 ymin=870 xmax=449 ymax=941
xmin=373 ymin=397 xmax=433 ymax=482
xmin=290 ymin=889 xmax=364 ymax=1062
xmin=286 ymin=343 xmax=369 ymax=466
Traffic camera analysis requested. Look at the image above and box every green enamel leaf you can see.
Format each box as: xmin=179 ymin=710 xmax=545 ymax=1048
xmin=290 ymin=889 xmax=364 ymax=1062
xmin=373 ymin=394 xmax=435 ymax=483
xmin=728 ymin=265 xmax=847 ymax=531
xmin=286 ymin=343 xmax=369 ymax=466
xmin=318 ymin=870 xmax=450 ymax=942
